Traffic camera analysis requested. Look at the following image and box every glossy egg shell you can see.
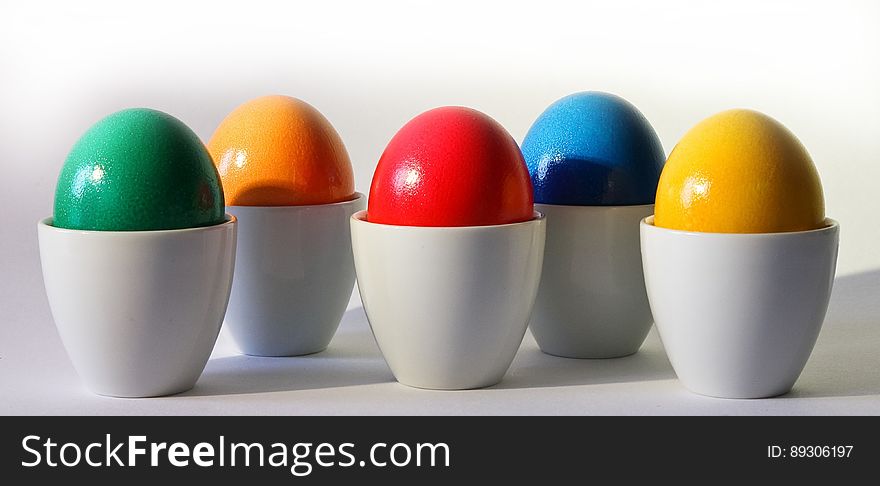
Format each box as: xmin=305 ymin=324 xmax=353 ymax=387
xmin=522 ymin=92 xmax=665 ymax=206
xmin=53 ymin=108 xmax=225 ymax=231
xmin=207 ymin=95 xmax=355 ymax=206
xmin=655 ymin=109 xmax=825 ymax=233
xmin=368 ymin=106 xmax=534 ymax=227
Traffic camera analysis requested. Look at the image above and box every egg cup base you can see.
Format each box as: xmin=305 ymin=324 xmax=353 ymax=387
xmin=395 ymin=376 xmax=504 ymax=391
xmin=92 ymin=384 xmax=196 ymax=399
xmin=537 ymin=344 xmax=641 ymax=361
xmin=239 ymin=345 xmax=329 ymax=359
xmin=680 ymin=384 xmax=793 ymax=401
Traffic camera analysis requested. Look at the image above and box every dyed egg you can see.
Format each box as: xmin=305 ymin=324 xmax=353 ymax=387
xmin=655 ymin=109 xmax=824 ymax=233
xmin=207 ymin=95 xmax=355 ymax=206
xmin=368 ymin=106 xmax=533 ymax=227
xmin=522 ymin=92 xmax=665 ymax=206
xmin=54 ymin=108 xmax=224 ymax=231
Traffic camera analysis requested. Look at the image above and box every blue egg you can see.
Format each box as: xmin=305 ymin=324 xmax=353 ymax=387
xmin=522 ymin=92 xmax=665 ymax=206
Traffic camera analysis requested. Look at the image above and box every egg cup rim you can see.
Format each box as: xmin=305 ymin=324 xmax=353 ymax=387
xmin=38 ymin=214 xmax=237 ymax=236
xmin=534 ymin=202 xmax=655 ymax=210
xmin=226 ymin=192 xmax=365 ymax=210
xmin=352 ymin=210 xmax=545 ymax=231
xmin=641 ymin=215 xmax=839 ymax=238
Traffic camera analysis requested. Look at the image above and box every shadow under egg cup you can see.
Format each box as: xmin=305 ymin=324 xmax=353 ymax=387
xmin=38 ymin=216 xmax=237 ymax=398
xmin=224 ymin=193 xmax=366 ymax=357
xmin=351 ymin=211 xmax=546 ymax=390
xmin=640 ymin=216 xmax=839 ymax=399
xmin=529 ymin=203 xmax=655 ymax=358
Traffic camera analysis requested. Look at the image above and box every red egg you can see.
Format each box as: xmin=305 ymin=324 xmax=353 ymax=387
xmin=368 ymin=107 xmax=534 ymax=227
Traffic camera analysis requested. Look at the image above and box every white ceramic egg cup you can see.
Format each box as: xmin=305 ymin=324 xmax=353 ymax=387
xmin=351 ymin=211 xmax=546 ymax=390
xmin=38 ymin=216 xmax=237 ymax=398
xmin=224 ymin=194 xmax=366 ymax=357
xmin=530 ymin=203 xmax=655 ymax=358
xmin=640 ymin=216 xmax=839 ymax=399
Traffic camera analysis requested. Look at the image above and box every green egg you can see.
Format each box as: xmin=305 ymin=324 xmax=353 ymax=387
xmin=53 ymin=108 xmax=225 ymax=231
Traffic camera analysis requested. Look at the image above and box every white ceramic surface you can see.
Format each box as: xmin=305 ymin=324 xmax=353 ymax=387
xmin=225 ymin=194 xmax=365 ymax=356
xmin=351 ymin=211 xmax=546 ymax=390
xmin=38 ymin=216 xmax=237 ymax=398
xmin=530 ymin=203 xmax=654 ymax=358
xmin=641 ymin=216 xmax=839 ymax=399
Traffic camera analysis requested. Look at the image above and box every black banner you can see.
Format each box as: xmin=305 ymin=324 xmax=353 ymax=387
xmin=1 ymin=417 xmax=874 ymax=481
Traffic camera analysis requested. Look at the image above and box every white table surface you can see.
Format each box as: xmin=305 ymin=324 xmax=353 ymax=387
xmin=2 ymin=237 xmax=878 ymax=415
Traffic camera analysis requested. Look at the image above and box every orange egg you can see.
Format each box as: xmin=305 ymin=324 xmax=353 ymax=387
xmin=207 ymin=95 xmax=355 ymax=206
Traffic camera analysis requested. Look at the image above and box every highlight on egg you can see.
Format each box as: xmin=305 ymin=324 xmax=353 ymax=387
xmin=53 ymin=108 xmax=225 ymax=231
xmin=367 ymin=106 xmax=534 ymax=227
xmin=654 ymin=109 xmax=825 ymax=233
xmin=207 ymin=95 xmax=355 ymax=206
xmin=522 ymin=91 xmax=665 ymax=206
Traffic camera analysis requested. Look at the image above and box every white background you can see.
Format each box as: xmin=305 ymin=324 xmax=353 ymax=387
xmin=1 ymin=0 xmax=878 ymax=414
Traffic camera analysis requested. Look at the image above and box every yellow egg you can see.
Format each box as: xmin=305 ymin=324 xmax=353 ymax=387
xmin=655 ymin=109 xmax=824 ymax=233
